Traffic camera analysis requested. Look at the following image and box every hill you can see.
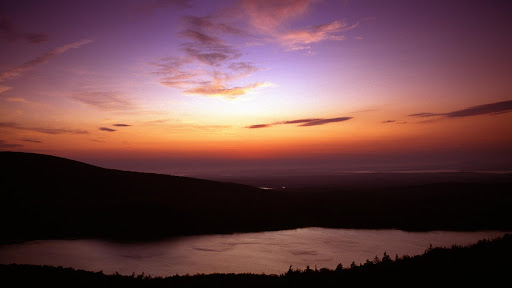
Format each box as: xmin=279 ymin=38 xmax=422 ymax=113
xmin=1 ymin=152 xmax=511 ymax=243
xmin=1 ymin=151 xmax=272 ymax=242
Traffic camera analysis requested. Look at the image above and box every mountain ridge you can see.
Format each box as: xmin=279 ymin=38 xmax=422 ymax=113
xmin=2 ymin=151 xmax=511 ymax=243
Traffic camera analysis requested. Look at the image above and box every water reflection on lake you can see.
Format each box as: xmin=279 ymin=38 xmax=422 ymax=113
xmin=0 ymin=228 xmax=506 ymax=276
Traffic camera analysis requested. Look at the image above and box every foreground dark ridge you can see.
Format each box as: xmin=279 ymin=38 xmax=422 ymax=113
xmin=1 ymin=234 xmax=511 ymax=287
xmin=2 ymin=151 xmax=512 ymax=243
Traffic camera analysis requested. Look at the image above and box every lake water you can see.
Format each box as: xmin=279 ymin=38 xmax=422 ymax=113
xmin=0 ymin=228 xmax=506 ymax=276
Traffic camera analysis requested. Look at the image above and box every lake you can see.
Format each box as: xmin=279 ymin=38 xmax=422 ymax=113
xmin=0 ymin=228 xmax=506 ymax=276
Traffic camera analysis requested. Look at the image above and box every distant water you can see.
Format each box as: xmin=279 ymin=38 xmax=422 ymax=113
xmin=333 ymin=170 xmax=512 ymax=174
xmin=0 ymin=228 xmax=506 ymax=276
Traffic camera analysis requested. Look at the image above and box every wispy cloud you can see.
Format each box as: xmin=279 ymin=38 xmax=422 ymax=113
xmin=182 ymin=46 xmax=238 ymax=66
xmin=246 ymin=116 xmax=353 ymax=129
xmin=0 ymin=15 xmax=48 ymax=44
xmin=408 ymin=112 xmax=443 ymax=118
xmin=140 ymin=118 xmax=230 ymax=132
xmin=409 ymin=100 xmax=512 ymax=119
xmin=184 ymin=82 xmax=268 ymax=98
xmin=5 ymin=97 xmax=31 ymax=103
xmin=20 ymin=138 xmax=42 ymax=143
xmin=240 ymin=0 xmax=314 ymax=33
xmin=277 ymin=118 xmax=321 ymax=125
xmin=246 ymin=124 xmax=272 ymax=129
xmin=0 ymin=39 xmax=93 ymax=82
xmin=72 ymin=91 xmax=136 ymax=111
xmin=184 ymin=15 xmax=243 ymax=35
xmin=33 ymin=127 xmax=88 ymax=135
xmin=155 ymin=0 xmax=357 ymax=98
xmin=99 ymin=127 xmax=116 ymax=132
xmin=0 ymin=140 xmax=23 ymax=148
xmin=180 ymin=29 xmax=225 ymax=46
xmin=113 ymin=123 xmax=131 ymax=127
xmin=382 ymin=120 xmax=407 ymax=124
xmin=239 ymin=0 xmax=357 ymax=52
xmin=280 ymin=21 xmax=357 ymax=51
xmin=228 ymin=62 xmax=259 ymax=75
xmin=0 ymin=122 xmax=88 ymax=135
xmin=154 ymin=19 xmax=265 ymax=98
xmin=0 ymin=85 xmax=11 ymax=94
xmin=299 ymin=117 xmax=353 ymax=126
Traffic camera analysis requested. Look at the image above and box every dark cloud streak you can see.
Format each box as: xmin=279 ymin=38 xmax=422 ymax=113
xmin=409 ymin=100 xmax=512 ymax=119
xmin=0 ymin=140 xmax=23 ymax=148
xmin=31 ymin=127 xmax=88 ymax=135
xmin=299 ymin=117 xmax=353 ymax=126
xmin=446 ymin=100 xmax=512 ymax=118
xmin=20 ymin=139 xmax=42 ymax=143
xmin=278 ymin=118 xmax=321 ymax=125
xmin=0 ymin=39 xmax=92 ymax=82
xmin=246 ymin=116 xmax=353 ymax=129
xmin=246 ymin=124 xmax=272 ymax=129
xmin=408 ymin=112 xmax=443 ymax=118
xmin=0 ymin=122 xmax=88 ymax=135
xmin=99 ymin=127 xmax=116 ymax=132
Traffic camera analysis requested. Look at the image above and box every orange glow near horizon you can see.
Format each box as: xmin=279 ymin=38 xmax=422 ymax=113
xmin=1 ymin=1 xmax=511 ymax=174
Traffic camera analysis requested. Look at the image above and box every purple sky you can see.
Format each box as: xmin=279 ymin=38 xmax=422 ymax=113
xmin=1 ymin=0 xmax=511 ymax=176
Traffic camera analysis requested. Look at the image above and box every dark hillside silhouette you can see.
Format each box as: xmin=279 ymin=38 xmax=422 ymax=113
xmin=1 ymin=152 xmax=511 ymax=243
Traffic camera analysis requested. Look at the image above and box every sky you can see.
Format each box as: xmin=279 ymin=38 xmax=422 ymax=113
xmin=1 ymin=0 xmax=511 ymax=176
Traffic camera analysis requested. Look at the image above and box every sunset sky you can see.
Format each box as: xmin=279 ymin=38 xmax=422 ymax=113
xmin=1 ymin=0 xmax=511 ymax=176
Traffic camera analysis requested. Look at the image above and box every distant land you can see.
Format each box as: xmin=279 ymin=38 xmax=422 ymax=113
xmin=2 ymin=151 xmax=511 ymax=243
xmin=2 ymin=234 xmax=511 ymax=287
xmin=203 ymin=169 xmax=512 ymax=190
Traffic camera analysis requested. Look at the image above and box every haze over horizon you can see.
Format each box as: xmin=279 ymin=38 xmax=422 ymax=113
xmin=1 ymin=0 xmax=511 ymax=177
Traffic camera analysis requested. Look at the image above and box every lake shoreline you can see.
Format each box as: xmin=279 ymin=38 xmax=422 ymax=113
xmin=2 ymin=234 xmax=510 ymax=287
xmin=2 ymin=228 xmax=507 ymax=276
xmin=3 ymin=226 xmax=512 ymax=245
